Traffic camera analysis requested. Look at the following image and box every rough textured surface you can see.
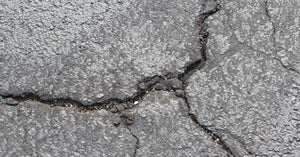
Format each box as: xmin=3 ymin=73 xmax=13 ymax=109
xmin=0 ymin=102 xmax=136 ymax=156
xmin=0 ymin=0 xmax=204 ymax=104
xmin=186 ymin=0 xmax=300 ymax=156
xmin=127 ymin=91 xmax=228 ymax=156
xmin=267 ymin=0 xmax=300 ymax=73
xmin=0 ymin=0 xmax=300 ymax=156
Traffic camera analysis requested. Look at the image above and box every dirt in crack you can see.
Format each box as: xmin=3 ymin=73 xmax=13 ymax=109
xmin=179 ymin=4 xmax=236 ymax=157
xmin=0 ymin=14 xmax=210 ymax=114
xmin=0 ymin=4 xmax=220 ymax=114
xmin=189 ymin=112 xmax=234 ymax=156
xmin=1 ymin=72 xmax=184 ymax=113
xmin=0 ymin=3 xmax=235 ymax=156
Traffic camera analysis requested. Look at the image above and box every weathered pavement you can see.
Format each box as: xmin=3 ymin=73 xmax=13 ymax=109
xmin=186 ymin=0 xmax=300 ymax=156
xmin=0 ymin=0 xmax=299 ymax=156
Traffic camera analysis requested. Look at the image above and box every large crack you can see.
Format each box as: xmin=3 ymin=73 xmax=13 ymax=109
xmin=0 ymin=73 xmax=183 ymax=112
xmin=175 ymin=4 xmax=235 ymax=157
xmin=0 ymin=63 xmax=190 ymax=113
xmin=0 ymin=5 xmax=216 ymax=111
xmin=0 ymin=2 xmax=237 ymax=156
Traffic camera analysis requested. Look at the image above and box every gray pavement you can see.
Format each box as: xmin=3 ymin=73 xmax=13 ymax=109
xmin=0 ymin=0 xmax=204 ymax=104
xmin=0 ymin=102 xmax=136 ymax=156
xmin=0 ymin=0 xmax=299 ymax=156
xmin=186 ymin=0 xmax=300 ymax=156
xmin=127 ymin=91 xmax=228 ymax=156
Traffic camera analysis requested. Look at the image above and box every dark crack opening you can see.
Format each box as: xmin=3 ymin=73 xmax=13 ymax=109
xmin=126 ymin=127 xmax=140 ymax=157
xmin=0 ymin=2 xmax=239 ymax=156
xmin=0 ymin=4 xmax=220 ymax=113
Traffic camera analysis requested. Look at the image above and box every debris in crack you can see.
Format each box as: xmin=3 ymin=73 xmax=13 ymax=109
xmin=0 ymin=2 xmax=235 ymax=155
xmin=0 ymin=35 xmax=206 ymax=114
xmin=175 ymin=3 xmax=237 ymax=157
xmin=3 ymin=0 xmax=292 ymax=156
xmin=176 ymin=88 xmax=237 ymax=156
xmin=189 ymin=113 xmax=234 ymax=156
xmin=1 ymin=97 xmax=19 ymax=106
xmin=0 ymin=3 xmax=221 ymax=114
xmin=0 ymin=73 xmax=183 ymax=113
xmin=1 ymin=0 xmax=209 ymax=105
xmin=120 ymin=112 xmax=134 ymax=125
xmin=0 ymin=4 xmax=222 ymax=115
xmin=178 ymin=3 xmax=220 ymax=86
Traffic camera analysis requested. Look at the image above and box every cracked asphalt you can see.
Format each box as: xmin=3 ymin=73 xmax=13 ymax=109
xmin=0 ymin=0 xmax=299 ymax=156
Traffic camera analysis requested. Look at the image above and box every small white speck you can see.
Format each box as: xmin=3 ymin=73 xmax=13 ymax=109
xmin=96 ymin=93 xmax=104 ymax=99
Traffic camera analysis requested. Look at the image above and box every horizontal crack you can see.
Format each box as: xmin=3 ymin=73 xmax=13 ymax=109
xmin=0 ymin=53 xmax=203 ymax=114
xmin=0 ymin=3 xmax=236 ymax=156
xmin=0 ymin=5 xmax=215 ymax=113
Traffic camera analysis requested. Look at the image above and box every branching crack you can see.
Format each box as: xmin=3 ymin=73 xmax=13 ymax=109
xmin=176 ymin=4 xmax=236 ymax=157
xmin=0 ymin=62 xmax=192 ymax=113
xmin=178 ymin=90 xmax=235 ymax=156
xmin=0 ymin=2 xmax=237 ymax=156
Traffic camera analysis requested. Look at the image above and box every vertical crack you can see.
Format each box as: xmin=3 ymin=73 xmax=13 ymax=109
xmin=0 ymin=2 xmax=256 ymax=156
xmin=126 ymin=127 xmax=140 ymax=157
xmin=264 ymin=0 xmax=300 ymax=75
xmin=189 ymin=113 xmax=234 ymax=156
xmin=178 ymin=89 xmax=235 ymax=156
xmin=177 ymin=3 xmax=237 ymax=157
xmin=264 ymin=0 xmax=276 ymax=45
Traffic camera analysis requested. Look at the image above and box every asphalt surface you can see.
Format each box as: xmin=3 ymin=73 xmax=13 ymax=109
xmin=0 ymin=0 xmax=299 ymax=156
